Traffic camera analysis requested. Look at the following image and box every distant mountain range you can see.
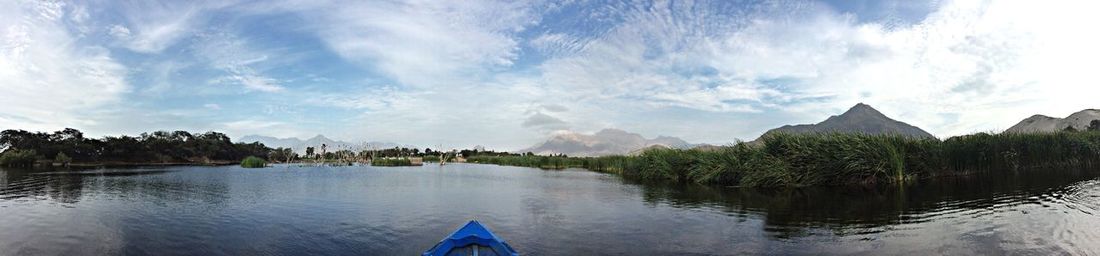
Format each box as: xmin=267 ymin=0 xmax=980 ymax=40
xmin=1006 ymin=109 xmax=1100 ymax=133
xmin=518 ymin=129 xmax=695 ymax=157
xmin=240 ymin=105 xmax=1099 ymax=158
xmin=238 ymin=135 xmax=405 ymax=154
xmin=754 ymin=103 xmax=936 ymax=141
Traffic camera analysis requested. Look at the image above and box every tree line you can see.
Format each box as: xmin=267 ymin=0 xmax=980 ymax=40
xmin=0 ymin=127 xmax=576 ymax=168
xmin=0 ymin=128 xmax=273 ymax=167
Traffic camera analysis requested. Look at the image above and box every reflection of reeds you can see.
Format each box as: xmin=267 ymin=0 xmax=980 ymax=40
xmin=470 ymin=131 xmax=1100 ymax=187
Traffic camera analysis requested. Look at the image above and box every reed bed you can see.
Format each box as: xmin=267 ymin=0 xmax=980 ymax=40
xmin=371 ymin=157 xmax=416 ymax=166
xmin=470 ymin=132 xmax=1100 ymax=187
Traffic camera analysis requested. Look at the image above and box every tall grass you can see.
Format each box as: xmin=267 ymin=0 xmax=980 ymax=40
xmin=471 ymin=131 xmax=1100 ymax=187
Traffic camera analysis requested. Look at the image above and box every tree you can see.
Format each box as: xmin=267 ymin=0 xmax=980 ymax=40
xmin=305 ymin=147 xmax=315 ymax=159
xmin=1090 ymin=120 xmax=1100 ymax=131
xmin=1064 ymin=126 xmax=1078 ymax=132
xmin=269 ymin=147 xmax=296 ymax=163
xmin=0 ymin=149 xmax=37 ymax=167
xmin=1 ymin=128 xmax=276 ymax=166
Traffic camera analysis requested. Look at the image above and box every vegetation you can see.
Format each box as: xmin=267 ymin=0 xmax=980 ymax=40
xmin=371 ymin=157 xmax=414 ymax=166
xmin=1 ymin=128 xmax=272 ymax=166
xmin=0 ymin=149 xmax=38 ymax=167
xmin=240 ymin=156 xmax=267 ymax=168
xmin=54 ymin=152 xmax=72 ymax=167
xmin=470 ymin=131 xmax=1100 ymax=187
xmin=269 ymin=147 xmax=298 ymax=163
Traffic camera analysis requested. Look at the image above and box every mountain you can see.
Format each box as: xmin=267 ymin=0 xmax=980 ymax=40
xmin=238 ymin=135 xmax=405 ymax=154
xmin=1005 ymin=109 xmax=1100 ymax=133
xmin=238 ymin=135 xmax=303 ymax=149
xmin=754 ymin=103 xmax=935 ymax=141
xmin=519 ymin=129 xmax=694 ymax=157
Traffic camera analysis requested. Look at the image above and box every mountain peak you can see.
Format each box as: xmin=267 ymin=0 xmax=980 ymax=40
xmin=841 ymin=103 xmax=885 ymax=117
xmin=755 ymin=103 xmax=934 ymax=141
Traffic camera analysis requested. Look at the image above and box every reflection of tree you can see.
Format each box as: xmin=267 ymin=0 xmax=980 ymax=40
xmin=625 ymin=168 xmax=1100 ymax=239
xmin=0 ymin=167 xmax=233 ymax=205
xmin=1 ymin=167 xmax=84 ymax=203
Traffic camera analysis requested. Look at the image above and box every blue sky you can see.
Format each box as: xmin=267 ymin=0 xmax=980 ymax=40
xmin=2 ymin=0 xmax=1099 ymax=150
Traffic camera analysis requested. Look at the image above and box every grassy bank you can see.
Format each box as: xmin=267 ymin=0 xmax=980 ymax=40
xmin=468 ymin=132 xmax=1100 ymax=187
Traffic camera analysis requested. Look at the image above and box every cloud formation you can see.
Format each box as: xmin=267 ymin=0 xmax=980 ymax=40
xmin=2 ymin=0 xmax=1100 ymax=150
xmin=522 ymin=112 xmax=570 ymax=131
xmin=0 ymin=1 xmax=129 ymax=131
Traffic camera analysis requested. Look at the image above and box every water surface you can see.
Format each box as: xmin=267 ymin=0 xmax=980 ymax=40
xmin=1 ymin=164 xmax=1098 ymax=255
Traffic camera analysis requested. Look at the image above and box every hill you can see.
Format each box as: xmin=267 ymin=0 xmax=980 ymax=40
xmin=1006 ymin=109 xmax=1100 ymax=133
xmin=519 ymin=129 xmax=693 ymax=157
xmin=754 ymin=103 xmax=935 ymax=142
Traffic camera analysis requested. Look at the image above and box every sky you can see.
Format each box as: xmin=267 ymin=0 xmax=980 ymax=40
xmin=2 ymin=0 xmax=1099 ymax=150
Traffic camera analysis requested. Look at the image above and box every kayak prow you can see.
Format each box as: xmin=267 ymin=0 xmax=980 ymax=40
xmin=423 ymin=220 xmax=519 ymax=256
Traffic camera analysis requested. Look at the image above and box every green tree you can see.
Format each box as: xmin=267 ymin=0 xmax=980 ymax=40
xmin=0 ymin=149 xmax=38 ymax=167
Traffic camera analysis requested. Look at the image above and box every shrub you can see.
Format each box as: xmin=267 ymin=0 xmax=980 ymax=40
xmin=240 ymin=156 xmax=267 ymax=168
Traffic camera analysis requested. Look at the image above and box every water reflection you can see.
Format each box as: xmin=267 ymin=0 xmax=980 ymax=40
xmin=1 ymin=165 xmax=1098 ymax=255
xmin=1 ymin=167 xmax=89 ymax=203
xmin=627 ymin=169 xmax=1100 ymax=239
xmin=0 ymin=167 xmax=230 ymax=205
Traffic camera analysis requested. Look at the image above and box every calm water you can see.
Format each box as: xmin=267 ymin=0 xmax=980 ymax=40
xmin=1 ymin=164 xmax=1099 ymax=255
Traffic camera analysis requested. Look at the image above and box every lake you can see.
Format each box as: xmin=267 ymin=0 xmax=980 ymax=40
xmin=1 ymin=164 xmax=1098 ymax=255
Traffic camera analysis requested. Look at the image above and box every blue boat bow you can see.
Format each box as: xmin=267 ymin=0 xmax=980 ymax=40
xmin=423 ymin=220 xmax=519 ymax=256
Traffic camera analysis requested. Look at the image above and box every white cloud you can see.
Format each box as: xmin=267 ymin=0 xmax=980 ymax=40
xmin=298 ymin=0 xmax=543 ymax=88
xmin=304 ymin=85 xmax=419 ymax=111
xmin=107 ymin=24 xmax=131 ymax=39
xmin=0 ymin=0 xmax=129 ymax=131
xmin=522 ymin=112 xmax=570 ymax=131
xmin=219 ymin=120 xmax=303 ymax=139
xmin=7 ymin=0 xmax=1100 ymax=148
xmin=203 ymin=103 xmax=221 ymax=110
xmin=108 ymin=1 xmax=240 ymax=53
xmin=505 ymin=0 xmax=1100 ymax=140
xmin=194 ymin=33 xmax=285 ymax=92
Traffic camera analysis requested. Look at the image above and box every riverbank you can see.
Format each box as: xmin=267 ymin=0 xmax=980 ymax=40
xmin=469 ymin=131 xmax=1100 ymax=187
